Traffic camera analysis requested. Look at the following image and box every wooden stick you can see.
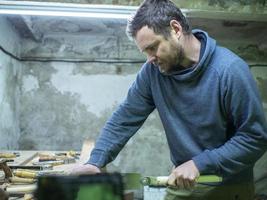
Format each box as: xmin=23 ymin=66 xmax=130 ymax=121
xmin=13 ymin=170 xmax=37 ymax=179
xmin=24 ymin=194 xmax=34 ymax=200
xmin=79 ymin=139 xmax=94 ymax=164
xmin=6 ymin=185 xmax=37 ymax=195
xmin=0 ymin=153 xmax=16 ymax=159
xmin=9 ymin=176 xmax=36 ymax=184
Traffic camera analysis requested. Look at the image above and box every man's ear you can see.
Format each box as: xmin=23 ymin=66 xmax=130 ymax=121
xmin=170 ymin=20 xmax=182 ymax=38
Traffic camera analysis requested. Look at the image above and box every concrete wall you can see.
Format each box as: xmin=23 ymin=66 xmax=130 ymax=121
xmin=251 ymin=66 xmax=267 ymax=195
xmin=19 ymin=61 xmax=171 ymax=175
xmin=0 ymin=17 xmax=22 ymax=149
xmin=14 ymin=15 xmax=171 ymax=175
xmin=0 ymin=14 xmax=172 ymax=175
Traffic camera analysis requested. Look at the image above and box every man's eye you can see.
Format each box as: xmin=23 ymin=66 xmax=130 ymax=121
xmin=150 ymin=46 xmax=156 ymax=51
xmin=148 ymin=46 xmax=156 ymax=52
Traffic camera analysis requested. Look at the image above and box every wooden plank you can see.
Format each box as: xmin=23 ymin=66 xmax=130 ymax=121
xmin=79 ymin=139 xmax=94 ymax=164
xmin=53 ymin=139 xmax=95 ymax=172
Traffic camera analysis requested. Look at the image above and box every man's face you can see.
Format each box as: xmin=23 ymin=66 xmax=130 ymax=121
xmin=135 ymin=26 xmax=184 ymax=75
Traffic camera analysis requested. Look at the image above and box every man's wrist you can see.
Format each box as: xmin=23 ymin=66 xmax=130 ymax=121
xmin=88 ymin=150 xmax=108 ymax=168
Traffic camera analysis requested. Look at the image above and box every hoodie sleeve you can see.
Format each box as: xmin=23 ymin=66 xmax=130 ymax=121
xmin=87 ymin=64 xmax=155 ymax=168
xmin=193 ymin=58 xmax=267 ymax=178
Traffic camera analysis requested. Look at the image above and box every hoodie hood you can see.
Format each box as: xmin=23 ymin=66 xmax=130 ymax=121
xmin=170 ymin=29 xmax=216 ymax=82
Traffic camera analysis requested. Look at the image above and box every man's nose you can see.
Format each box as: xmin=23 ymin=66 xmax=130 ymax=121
xmin=147 ymin=54 xmax=156 ymax=63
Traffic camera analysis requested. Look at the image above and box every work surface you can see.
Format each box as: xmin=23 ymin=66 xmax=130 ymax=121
xmin=1 ymin=150 xmax=81 ymax=200
xmin=0 ymin=149 xmax=135 ymax=200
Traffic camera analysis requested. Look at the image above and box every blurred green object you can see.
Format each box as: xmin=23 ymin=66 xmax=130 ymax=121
xmin=36 ymin=173 xmax=124 ymax=200
xmin=76 ymin=184 xmax=121 ymax=200
xmin=122 ymin=173 xmax=142 ymax=190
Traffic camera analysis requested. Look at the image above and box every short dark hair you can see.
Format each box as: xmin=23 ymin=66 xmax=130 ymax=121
xmin=126 ymin=0 xmax=190 ymax=40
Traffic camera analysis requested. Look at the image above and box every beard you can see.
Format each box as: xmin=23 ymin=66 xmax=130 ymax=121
xmin=156 ymin=45 xmax=185 ymax=75
xmin=158 ymin=63 xmax=185 ymax=75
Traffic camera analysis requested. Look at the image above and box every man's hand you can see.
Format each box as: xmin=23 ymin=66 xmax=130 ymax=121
xmin=66 ymin=163 xmax=101 ymax=175
xmin=167 ymin=160 xmax=200 ymax=189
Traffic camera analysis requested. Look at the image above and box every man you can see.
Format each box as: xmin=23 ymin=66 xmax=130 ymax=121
xmin=71 ymin=0 xmax=267 ymax=199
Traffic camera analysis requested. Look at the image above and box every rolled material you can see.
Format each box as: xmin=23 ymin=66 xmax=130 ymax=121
xmin=13 ymin=169 xmax=65 ymax=179
xmin=13 ymin=170 xmax=37 ymax=179
xmin=0 ymin=153 xmax=17 ymax=159
xmin=9 ymin=176 xmax=36 ymax=184
xmin=24 ymin=194 xmax=34 ymax=200
xmin=140 ymin=175 xmax=223 ymax=187
xmin=6 ymin=185 xmax=37 ymax=195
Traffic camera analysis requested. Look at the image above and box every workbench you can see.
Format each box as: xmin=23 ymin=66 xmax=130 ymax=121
xmin=0 ymin=141 xmax=135 ymax=200
xmin=1 ymin=150 xmax=81 ymax=200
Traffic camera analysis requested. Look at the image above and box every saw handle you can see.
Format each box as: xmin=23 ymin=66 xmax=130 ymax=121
xmin=140 ymin=175 xmax=222 ymax=187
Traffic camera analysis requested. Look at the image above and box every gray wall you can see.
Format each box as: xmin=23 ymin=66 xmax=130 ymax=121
xmin=0 ymin=17 xmax=22 ymax=150
xmin=0 ymin=11 xmax=172 ymax=177
xmin=19 ymin=61 xmax=171 ymax=175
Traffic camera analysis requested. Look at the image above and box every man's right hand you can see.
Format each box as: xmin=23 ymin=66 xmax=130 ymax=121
xmin=66 ymin=163 xmax=101 ymax=175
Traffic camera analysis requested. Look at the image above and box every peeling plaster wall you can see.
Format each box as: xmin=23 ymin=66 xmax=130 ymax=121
xmin=0 ymin=11 xmax=171 ymax=176
xmin=251 ymin=66 xmax=267 ymax=195
xmin=14 ymin=13 xmax=171 ymax=176
xmin=252 ymin=66 xmax=267 ymax=114
xmin=17 ymin=17 xmax=267 ymax=65
xmin=19 ymin=17 xmax=143 ymax=61
xmin=20 ymin=61 xmax=172 ymax=175
xmin=0 ymin=17 xmax=22 ymax=149
xmin=0 ymin=17 xmax=21 ymax=58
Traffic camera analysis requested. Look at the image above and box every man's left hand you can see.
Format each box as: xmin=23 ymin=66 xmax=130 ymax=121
xmin=167 ymin=160 xmax=200 ymax=189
